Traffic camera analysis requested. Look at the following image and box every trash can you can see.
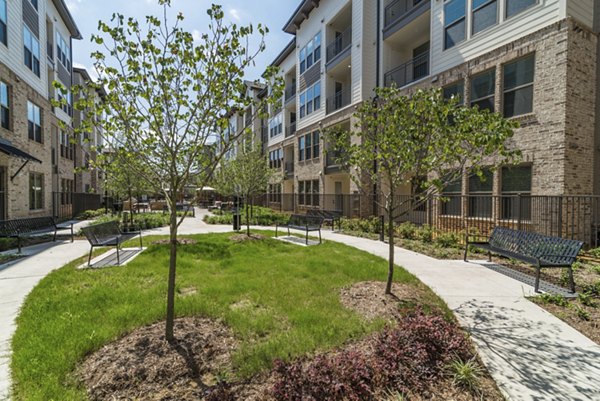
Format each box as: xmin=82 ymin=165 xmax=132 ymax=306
xmin=233 ymin=209 xmax=241 ymax=231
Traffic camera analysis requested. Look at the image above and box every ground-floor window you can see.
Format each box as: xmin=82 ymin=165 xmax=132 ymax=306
xmin=298 ymin=179 xmax=319 ymax=207
xmin=268 ymin=184 xmax=281 ymax=203
xmin=61 ymin=178 xmax=74 ymax=205
xmin=468 ymin=169 xmax=493 ymax=218
xmin=441 ymin=173 xmax=462 ymax=216
xmin=29 ymin=172 xmax=44 ymax=210
xmin=501 ymin=165 xmax=532 ymax=220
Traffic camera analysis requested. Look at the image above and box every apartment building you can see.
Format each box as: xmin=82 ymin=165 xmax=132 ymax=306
xmin=0 ymin=0 xmax=81 ymax=219
xmin=265 ymin=0 xmax=600 ymax=218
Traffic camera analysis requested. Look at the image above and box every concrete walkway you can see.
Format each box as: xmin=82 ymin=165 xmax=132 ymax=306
xmin=1 ymin=212 xmax=599 ymax=400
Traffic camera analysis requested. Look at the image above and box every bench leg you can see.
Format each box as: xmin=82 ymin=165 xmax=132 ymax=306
xmin=568 ymin=267 xmax=575 ymax=293
xmin=53 ymin=229 xmax=57 ymax=242
xmin=117 ymin=246 xmax=121 ymax=265
xmin=488 ymin=251 xmax=492 ymax=263
xmin=17 ymin=236 xmax=22 ymax=254
xmin=88 ymin=246 xmax=93 ymax=267
xmin=318 ymin=229 xmax=322 ymax=244
xmin=139 ymin=232 xmax=143 ymax=250
xmin=287 ymin=227 xmax=290 ymax=237
xmin=463 ymin=244 xmax=468 ymax=262
xmin=71 ymin=225 xmax=74 ymax=243
xmin=534 ymin=264 xmax=541 ymax=293
xmin=306 ymin=230 xmax=308 ymax=245
xmin=275 ymin=225 xmax=278 ymax=238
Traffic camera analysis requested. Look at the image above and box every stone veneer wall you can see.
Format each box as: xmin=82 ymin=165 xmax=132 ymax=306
xmin=0 ymin=61 xmax=54 ymax=218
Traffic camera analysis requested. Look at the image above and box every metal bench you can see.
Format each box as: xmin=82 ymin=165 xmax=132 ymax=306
xmin=307 ymin=209 xmax=343 ymax=231
xmin=81 ymin=221 xmax=143 ymax=267
xmin=0 ymin=217 xmax=74 ymax=253
xmin=275 ymin=214 xmax=324 ymax=245
xmin=464 ymin=226 xmax=583 ymax=293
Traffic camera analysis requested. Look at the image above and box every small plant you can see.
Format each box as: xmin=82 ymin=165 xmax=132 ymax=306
xmin=379 ymin=389 xmax=406 ymax=401
xmin=435 ymin=231 xmax=460 ymax=248
xmin=559 ymin=269 xmax=571 ymax=286
xmin=581 ymin=281 xmax=600 ymax=296
xmin=449 ymin=358 xmax=482 ymax=393
xmin=396 ymin=222 xmax=417 ymax=240
xmin=415 ymin=224 xmax=435 ymax=243
xmin=537 ymin=293 xmax=569 ymax=307
xmin=575 ymin=306 xmax=591 ymax=321
xmin=578 ymin=293 xmax=597 ymax=308
xmin=590 ymin=264 xmax=600 ymax=275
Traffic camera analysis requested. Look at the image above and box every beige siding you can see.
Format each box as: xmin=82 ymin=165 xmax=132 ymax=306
xmin=567 ymin=0 xmax=594 ymax=29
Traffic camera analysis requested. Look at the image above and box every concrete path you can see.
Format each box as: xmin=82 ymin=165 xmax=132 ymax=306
xmin=1 ymin=212 xmax=600 ymax=400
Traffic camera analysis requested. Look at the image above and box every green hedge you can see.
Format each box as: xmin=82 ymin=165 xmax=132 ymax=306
xmin=92 ymin=213 xmax=170 ymax=230
xmin=204 ymin=206 xmax=289 ymax=226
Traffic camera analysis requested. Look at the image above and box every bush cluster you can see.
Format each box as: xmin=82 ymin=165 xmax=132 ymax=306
xmin=271 ymin=312 xmax=472 ymax=401
xmin=76 ymin=208 xmax=108 ymax=220
xmin=339 ymin=217 xmax=382 ymax=234
xmin=92 ymin=213 xmax=170 ymax=230
xmin=203 ymin=206 xmax=289 ymax=226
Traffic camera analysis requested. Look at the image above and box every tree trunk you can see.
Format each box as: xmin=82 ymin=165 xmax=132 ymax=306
xmin=165 ymin=199 xmax=178 ymax=343
xmin=385 ymin=197 xmax=395 ymax=295
xmin=128 ymin=186 xmax=133 ymax=227
xmin=245 ymin=198 xmax=250 ymax=236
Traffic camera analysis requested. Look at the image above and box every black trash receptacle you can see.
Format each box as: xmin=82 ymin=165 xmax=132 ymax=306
xmin=233 ymin=211 xmax=241 ymax=231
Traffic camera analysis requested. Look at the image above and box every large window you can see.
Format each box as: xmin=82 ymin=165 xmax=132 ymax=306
xmin=298 ymin=131 xmax=319 ymax=162
xmin=56 ymin=32 xmax=71 ymax=69
xmin=0 ymin=81 xmax=8 ymax=130
xmin=59 ymin=130 xmax=73 ymax=160
xmin=298 ymin=179 xmax=319 ymax=206
xmin=29 ymin=173 xmax=43 ymax=210
xmin=0 ymin=0 xmax=7 ymax=46
xmin=269 ymin=113 xmax=282 ymax=138
xmin=27 ymin=101 xmax=42 ymax=142
xmin=444 ymin=0 xmax=466 ymax=50
xmin=58 ymin=89 xmax=72 ymax=116
xmin=443 ymin=81 xmax=464 ymax=103
xmin=23 ymin=26 xmax=40 ymax=76
xmin=470 ymin=69 xmax=495 ymax=112
xmin=269 ymin=184 xmax=282 ymax=203
xmin=441 ymin=174 xmax=462 ymax=216
xmin=299 ymin=32 xmax=321 ymax=74
xmin=60 ymin=178 xmax=73 ymax=205
xmin=299 ymin=81 xmax=321 ymax=118
xmin=269 ymin=149 xmax=282 ymax=169
xmin=501 ymin=165 xmax=531 ymax=220
xmin=468 ymin=169 xmax=493 ymax=218
xmin=503 ymin=54 xmax=534 ymax=118
xmin=506 ymin=0 xmax=536 ymax=18
xmin=472 ymin=0 xmax=497 ymax=35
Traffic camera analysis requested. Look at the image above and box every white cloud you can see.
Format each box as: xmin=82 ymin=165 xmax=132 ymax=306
xmin=229 ymin=8 xmax=241 ymax=21
xmin=65 ymin=0 xmax=82 ymax=12
xmin=192 ymin=29 xmax=202 ymax=43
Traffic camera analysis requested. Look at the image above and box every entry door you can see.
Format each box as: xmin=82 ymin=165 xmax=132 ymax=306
xmin=0 ymin=167 xmax=5 ymax=220
xmin=335 ymin=82 xmax=343 ymax=109
xmin=334 ymin=181 xmax=343 ymax=212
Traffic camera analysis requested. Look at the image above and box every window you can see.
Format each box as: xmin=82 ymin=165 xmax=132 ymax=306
xmin=443 ymin=81 xmax=464 ymax=104
xmin=444 ymin=0 xmax=466 ymax=49
xmin=269 ymin=184 xmax=282 ymax=203
xmin=23 ymin=26 xmax=40 ymax=76
xmin=472 ymin=0 xmax=497 ymax=35
xmin=59 ymin=130 xmax=73 ymax=160
xmin=298 ymin=136 xmax=305 ymax=161
xmin=501 ymin=165 xmax=531 ymax=220
xmin=27 ymin=101 xmax=41 ymax=142
xmin=312 ymin=131 xmax=320 ymax=159
xmin=468 ymin=169 xmax=493 ymax=218
xmin=299 ymin=81 xmax=321 ymax=119
xmin=269 ymin=113 xmax=282 ymax=138
xmin=298 ymin=132 xmax=319 ymax=161
xmin=0 ymin=81 xmax=8 ymax=130
xmin=299 ymin=32 xmax=321 ymax=74
xmin=29 ymin=173 xmax=43 ymax=210
xmin=269 ymin=149 xmax=282 ymax=169
xmin=470 ymin=69 xmax=495 ymax=112
xmin=29 ymin=0 xmax=38 ymax=11
xmin=59 ymin=89 xmax=72 ymax=116
xmin=503 ymin=54 xmax=534 ymax=118
xmin=506 ymin=0 xmax=536 ymax=18
xmin=0 ymin=0 xmax=7 ymax=46
xmin=305 ymin=132 xmax=312 ymax=160
xmin=60 ymin=178 xmax=73 ymax=205
xmin=56 ymin=32 xmax=71 ymax=69
xmin=441 ymin=174 xmax=462 ymax=216
xmin=298 ymin=179 xmax=319 ymax=206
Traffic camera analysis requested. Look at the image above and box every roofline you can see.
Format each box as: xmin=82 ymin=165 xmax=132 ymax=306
xmin=270 ymin=38 xmax=296 ymax=67
xmin=53 ymin=0 xmax=82 ymax=39
xmin=283 ymin=0 xmax=320 ymax=34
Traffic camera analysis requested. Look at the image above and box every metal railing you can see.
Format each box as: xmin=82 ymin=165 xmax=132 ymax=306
xmin=326 ymin=27 xmax=352 ymax=63
xmin=385 ymin=0 xmax=427 ymax=28
xmin=251 ymin=193 xmax=600 ymax=248
xmin=285 ymin=85 xmax=296 ymax=103
xmin=285 ymin=122 xmax=296 ymax=138
xmin=384 ymin=52 xmax=429 ymax=88
xmin=53 ymin=192 xmax=102 ymax=220
xmin=326 ymin=88 xmax=352 ymax=114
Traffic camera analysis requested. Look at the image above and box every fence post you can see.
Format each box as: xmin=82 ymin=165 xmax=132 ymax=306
xmin=558 ymin=196 xmax=563 ymax=238
xmin=517 ymin=193 xmax=523 ymax=231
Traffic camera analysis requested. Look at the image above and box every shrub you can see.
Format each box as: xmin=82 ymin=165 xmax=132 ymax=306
xmin=590 ymin=264 xmax=600 ymax=275
xmin=449 ymin=358 xmax=482 ymax=393
xmin=91 ymin=213 xmax=170 ymax=231
xmin=0 ymin=238 xmax=17 ymax=252
xmin=575 ymin=306 xmax=591 ymax=321
xmin=581 ymin=280 xmax=600 ymax=297
xmin=578 ymin=293 xmax=597 ymax=308
xmin=415 ymin=225 xmax=434 ymax=243
xmin=340 ymin=217 xmax=382 ymax=235
xmin=435 ymin=232 xmax=460 ymax=248
xmin=537 ymin=293 xmax=569 ymax=307
xmin=77 ymin=208 xmax=108 ymax=220
xmin=203 ymin=206 xmax=289 ymax=226
xmin=396 ymin=222 xmax=417 ymax=240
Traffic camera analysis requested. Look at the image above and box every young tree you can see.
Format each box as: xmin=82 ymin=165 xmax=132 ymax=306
xmin=325 ymin=87 xmax=520 ymax=295
xmin=212 ymin=145 xmax=278 ymax=236
xmin=67 ymin=1 xmax=282 ymax=342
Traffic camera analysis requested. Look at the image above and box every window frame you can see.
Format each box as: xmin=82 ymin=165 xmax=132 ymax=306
xmin=503 ymin=54 xmax=535 ymax=118
xmin=467 ymin=169 xmax=493 ymax=218
xmin=299 ymin=81 xmax=321 ymax=119
xmin=470 ymin=69 xmax=496 ymax=112
xmin=443 ymin=80 xmax=464 ymax=104
xmin=23 ymin=26 xmax=40 ymax=77
xmin=500 ymin=165 xmax=532 ymax=220
xmin=29 ymin=172 xmax=43 ymax=210
xmin=471 ymin=0 xmax=498 ymax=36
xmin=299 ymin=32 xmax=321 ymax=75
xmin=441 ymin=173 xmax=463 ymax=216
xmin=0 ymin=81 xmax=9 ymax=130
xmin=56 ymin=32 xmax=71 ymax=70
xmin=505 ymin=0 xmax=537 ymax=19
xmin=443 ymin=0 xmax=466 ymax=50
xmin=0 ymin=0 xmax=7 ymax=46
xmin=27 ymin=101 xmax=42 ymax=143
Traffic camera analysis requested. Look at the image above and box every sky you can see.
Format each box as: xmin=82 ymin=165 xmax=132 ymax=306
xmin=67 ymin=0 xmax=298 ymax=81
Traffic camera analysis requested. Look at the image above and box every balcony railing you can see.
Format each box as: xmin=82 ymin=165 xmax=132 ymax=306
xmin=384 ymin=52 xmax=429 ymax=88
xmin=385 ymin=0 xmax=426 ymax=29
xmin=326 ymin=27 xmax=352 ymax=63
xmin=326 ymin=88 xmax=352 ymax=114
xmin=285 ymin=122 xmax=297 ymax=138
xmin=285 ymin=85 xmax=296 ymax=103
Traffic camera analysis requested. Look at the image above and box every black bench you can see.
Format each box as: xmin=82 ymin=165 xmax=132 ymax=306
xmin=81 ymin=221 xmax=143 ymax=267
xmin=0 ymin=217 xmax=74 ymax=253
xmin=464 ymin=227 xmax=583 ymax=293
xmin=307 ymin=209 xmax=342 ymax=231
xmin=275 ymin=214 xmax=324 ymax=245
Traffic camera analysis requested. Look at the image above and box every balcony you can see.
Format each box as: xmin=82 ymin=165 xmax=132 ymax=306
xmin=285 ymin=85 xmax=296 ymax=104
xmin=326 ymin=27 xmax=352 ymax=66
xmin=326 ymin=88 xmax=352 ymax=115
xmin=285 ymin=122 xmax=296 ymax=138
xmin=384 ymin=0 xmax=430 ymax=37
xmin=384 ymin=52 xmax=429 ymax=88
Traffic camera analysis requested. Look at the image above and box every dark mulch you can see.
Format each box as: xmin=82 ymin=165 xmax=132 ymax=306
xmin=151 ymin=238 xmax=198 ymax=246
xmin=229 ymin=233 xmax=267 ymax=243
xmin=79 ymin=317 xmax=237 ymax=401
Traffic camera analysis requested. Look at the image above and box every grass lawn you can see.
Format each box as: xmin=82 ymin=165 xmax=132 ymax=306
xmin=10 ymin=231 xmax=447 ymax=401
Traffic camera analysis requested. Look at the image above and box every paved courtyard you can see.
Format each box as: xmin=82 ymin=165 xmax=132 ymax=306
xmin=1 ymin=211 xmax=599 ymax=400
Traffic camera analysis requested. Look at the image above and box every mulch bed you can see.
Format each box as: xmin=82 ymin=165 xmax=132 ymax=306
xmin=229 ymin=233 xmax=267 ymax=243
xmin=532 ymin=300 xmax=600 ymax=344
xmin=151 ymin=238 xmax=198 ymax=246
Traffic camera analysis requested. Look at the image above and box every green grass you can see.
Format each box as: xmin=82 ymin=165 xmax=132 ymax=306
xmin=11 ymin=231 xmax=447 ymax=400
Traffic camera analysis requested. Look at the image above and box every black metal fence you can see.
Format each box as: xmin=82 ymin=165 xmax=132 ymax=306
xmin=255 ymin=193 xmax=600 ymax=248
xmin=52 ymin=192 xmax=102 ymax=221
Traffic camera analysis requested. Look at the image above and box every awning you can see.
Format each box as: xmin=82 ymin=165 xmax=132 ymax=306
xmin=0 ymin=139 xmax=42 ymax=163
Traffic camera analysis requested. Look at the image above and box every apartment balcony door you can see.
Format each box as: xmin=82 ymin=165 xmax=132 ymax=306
xmin=412 ymin=42 xmax=430 ymax=82
xmin=334 ymin=82 xmax=343 ymax=110
xmin=0 ymin=167 xmax=5 ymax=220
